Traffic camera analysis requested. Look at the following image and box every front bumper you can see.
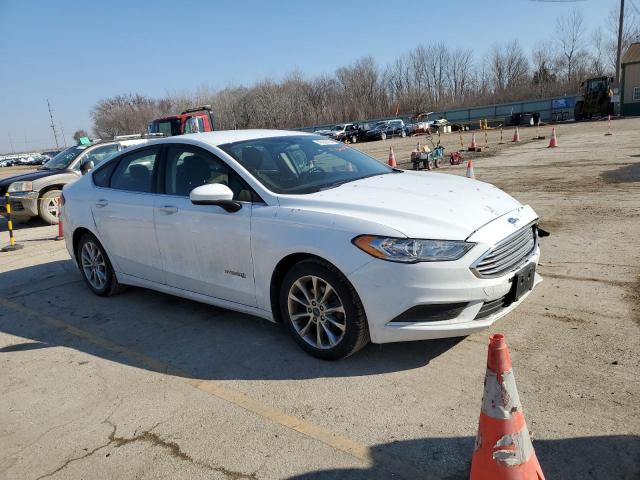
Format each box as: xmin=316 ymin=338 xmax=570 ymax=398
xmin=347 ymin=206 xmax=542 ymax=344
xmin=0 ymin=192 xmax=39 ymax=217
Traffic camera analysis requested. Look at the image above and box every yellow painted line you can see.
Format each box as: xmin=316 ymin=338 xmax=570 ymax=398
xmin=0 ymin=297 xmax=371 ymax=464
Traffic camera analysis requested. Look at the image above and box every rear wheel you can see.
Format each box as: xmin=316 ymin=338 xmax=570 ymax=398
xmin=77 ymin=232 xmax=122 ymax=296
xmin=279 ymin=259 xmax=370 ymax=360
xmin=38 ymin=190 xmax=62 ymax=224
xmin=574 ymin=101 xmax=584 ymax=121
xmin=351 ymin=135 xmax=357 ymax=144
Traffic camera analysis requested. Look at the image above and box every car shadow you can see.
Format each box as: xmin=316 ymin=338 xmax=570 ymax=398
xmin=284 ymin=435 xmax=640 ymax=480
xmin=0 ymin=259 xmax=462 ymax=381
xmin=0 ymin=216 xmax=53 ymax=231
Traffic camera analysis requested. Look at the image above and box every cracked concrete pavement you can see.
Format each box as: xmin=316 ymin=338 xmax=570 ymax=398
xmin=1 ymin=119 xmax=639 ymax=479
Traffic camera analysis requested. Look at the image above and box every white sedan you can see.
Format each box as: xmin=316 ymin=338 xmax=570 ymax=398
xmin=61 ymin=130 xmax=541 ymax=360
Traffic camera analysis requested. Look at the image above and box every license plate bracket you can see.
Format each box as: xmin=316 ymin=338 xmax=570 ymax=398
xmin=510 ymin=263 xmax=536 ymax=302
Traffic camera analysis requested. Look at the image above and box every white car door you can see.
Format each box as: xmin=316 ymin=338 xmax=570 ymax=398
xmin=154 ymin=144 xmax=256 ymax=306
xmin=91 ymin=147 xmax=165 ymax=283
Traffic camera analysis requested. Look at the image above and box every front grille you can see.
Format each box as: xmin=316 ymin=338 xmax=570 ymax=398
xmin=471 ymin=223 xmax=537 ymax=278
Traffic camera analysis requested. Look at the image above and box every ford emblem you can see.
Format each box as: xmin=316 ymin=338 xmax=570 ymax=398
xmin=508 ymin=217 xmax=518 ymax=225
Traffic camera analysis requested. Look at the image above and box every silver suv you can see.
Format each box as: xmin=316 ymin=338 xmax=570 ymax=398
xmin=0 ymin=137 xmax=150 ymax=224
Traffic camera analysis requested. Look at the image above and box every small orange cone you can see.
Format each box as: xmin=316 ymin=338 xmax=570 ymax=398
xmin=468 ymin=133 xmax=478 ymax=151
xmin=388 ymin=147 xmax=397 ymax=167
xmin=512 ymin=127 xmax=520 ymax=142
xmin=470 ymin=334 xmax=545 ymax=480
xmin=548 ymin=128 xmax=558 ymax=148
xmin=55 ymin=196 xmax=64 ymax=241
xmin=466 ymin=160 xmax=475 ymax=179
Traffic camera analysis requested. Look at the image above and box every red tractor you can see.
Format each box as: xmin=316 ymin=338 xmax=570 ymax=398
xmin=148 ymin=105 xmax=216 ymax=137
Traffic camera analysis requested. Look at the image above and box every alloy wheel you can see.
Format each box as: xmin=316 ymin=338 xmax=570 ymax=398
xmin=287 ymin=275 xmax=346 ymax=349
xmin=46 ymin=197 xmax=59 ymax=217
xmin=81 ymin=241 xmax=107 ymax=290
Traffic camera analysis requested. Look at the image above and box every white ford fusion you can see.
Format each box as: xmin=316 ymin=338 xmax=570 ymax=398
xmin=62 ymin=130 xmax=541 ymax=359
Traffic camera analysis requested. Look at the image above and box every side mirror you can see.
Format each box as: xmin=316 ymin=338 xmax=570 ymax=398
xmin=190 ymin=183 xmax=241 ymax=213
xmin=185 ymin=117 xmax=200 ymax=134
xmin=80 ymin=160 xmax=94 ymax=174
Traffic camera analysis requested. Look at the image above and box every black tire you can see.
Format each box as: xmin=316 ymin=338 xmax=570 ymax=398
xmin=279 ymin=259 xmax=370 ymax=360
xmin=77 ymin=232 xmax=123 ymax=296
xmin=351 ymin=135 xmax=357 ymax=144
xmin=574 ymin=101 xmax=583 ymax=121
xmin=401 ymin=130 xmax=407 ymax=138
xmin=38 ymin=189 xmax=62 ymax=225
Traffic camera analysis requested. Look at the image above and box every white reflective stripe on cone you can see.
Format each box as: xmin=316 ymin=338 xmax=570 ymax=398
xmin=492 ymin=422 xmax=535 ymax=467
xmin=481 ymin=369 xmax=522 ymax=419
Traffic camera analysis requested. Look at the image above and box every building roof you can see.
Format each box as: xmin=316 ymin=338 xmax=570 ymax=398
xmin=622 ymin=42 xmax=640 ymax=64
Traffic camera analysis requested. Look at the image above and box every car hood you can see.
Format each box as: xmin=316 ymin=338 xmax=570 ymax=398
xmin=0 ymin=169 xmax=63 ymax=188
xmin=277 ymin=171 xmax=524 ymax=239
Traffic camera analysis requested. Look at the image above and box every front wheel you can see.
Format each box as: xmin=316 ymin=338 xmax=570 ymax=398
xmin=380 ymin=132 xmax=387 ymax=141
xmin=77 ymin=232 xmax=122 ymax=296
xmin=280 ymin=259 xmax=370 ymax=360
xmin=38 ymin=190 xmax=62 ymax=224
xmin=401 ymin=130 xmax=407 ymax=138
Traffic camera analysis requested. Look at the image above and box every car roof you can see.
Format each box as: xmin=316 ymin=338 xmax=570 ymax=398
xmin=174 ymin=129 xmax=314 ymax=147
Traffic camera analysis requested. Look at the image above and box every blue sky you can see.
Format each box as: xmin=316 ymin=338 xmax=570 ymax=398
xmin=0 ymin=0 xmax=618 ymax=153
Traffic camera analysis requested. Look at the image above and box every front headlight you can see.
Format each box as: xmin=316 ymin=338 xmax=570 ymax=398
xmin=353 ymin=235 xmax=475 ymax=263
xmin=8 ymin=181 xmax=33 ymax=193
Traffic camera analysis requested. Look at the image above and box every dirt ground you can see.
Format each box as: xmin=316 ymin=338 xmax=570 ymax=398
xmin=0 ymin=119 xmax=639 ymax=479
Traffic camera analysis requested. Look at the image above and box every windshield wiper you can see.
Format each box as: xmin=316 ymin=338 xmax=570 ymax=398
xmin=318 ymin=172 xmax=389 ymax=191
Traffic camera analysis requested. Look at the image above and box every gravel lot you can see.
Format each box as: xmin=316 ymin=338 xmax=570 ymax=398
xmin=1 ymin=119 xmax=639 ymax=479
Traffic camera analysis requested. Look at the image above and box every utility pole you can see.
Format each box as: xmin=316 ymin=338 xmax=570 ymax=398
xmin=8 ymin=133 xmax=15 ymax=154
xmin=616 ymin=0 xmax=625 ymax=85
xmin=47 ymin=99 xmax=60 ymax=149
xmin=60 ymin=125 xmax=68 ymax=148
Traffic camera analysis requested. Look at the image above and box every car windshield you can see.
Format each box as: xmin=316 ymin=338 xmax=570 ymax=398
xmin=42 ymin=145 xmax=87 ymax=170
xmin=219 ymin=135 xmax=396 ymax=194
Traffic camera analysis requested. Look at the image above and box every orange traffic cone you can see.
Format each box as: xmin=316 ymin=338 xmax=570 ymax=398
xmin=548 ymin=128 xmax=558 ymax=148
xmin=468 ymin=133 xmax=478 ymax=151
xmin=388 ymin=147 xmax=397 ymax=167
xmin=55 ymin=197 xmax=64 ymax=241
xmin=512 ymin=127 xmax=520 ymax=142
xmin=470 ymin=334 xmax=545 ymax=480
xmin=466 ymin=160 xmax=475 ymax=179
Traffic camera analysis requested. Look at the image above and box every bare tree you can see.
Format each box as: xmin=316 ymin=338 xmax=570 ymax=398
xmin=556 ymin=8 xmax=586 ymax=82
xmin=91 ymin=94 xmax=157 ymax=139
xmin=448 ymin=47 xmax=474 ymax=103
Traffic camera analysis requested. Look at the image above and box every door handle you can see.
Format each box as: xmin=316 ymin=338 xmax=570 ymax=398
xmin=158 ymin=205 xmax=178 ymax=214
xmin=95 ymin=199 xmax=108 ymax=208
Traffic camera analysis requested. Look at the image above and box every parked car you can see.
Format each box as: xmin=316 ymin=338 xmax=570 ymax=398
xmin=62 ymin=130 xmax=541 ymax=360
xmin=364 ymin=119 xmax=408 ymax=141
xmin=331 ymin=124 xmax=364 ymax=143
xmin=0 ymin=158 xmax=16 ymax=167
xmin=0 ymin=137 xmax=149 ymax=224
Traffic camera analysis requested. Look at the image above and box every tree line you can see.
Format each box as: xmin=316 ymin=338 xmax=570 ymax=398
xmin=90 ymin=6 xmax=639 ymax=139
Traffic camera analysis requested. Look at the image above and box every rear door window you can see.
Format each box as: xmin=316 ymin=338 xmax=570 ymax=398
xmin=109 ymin=149 xmax=159 ymax=193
